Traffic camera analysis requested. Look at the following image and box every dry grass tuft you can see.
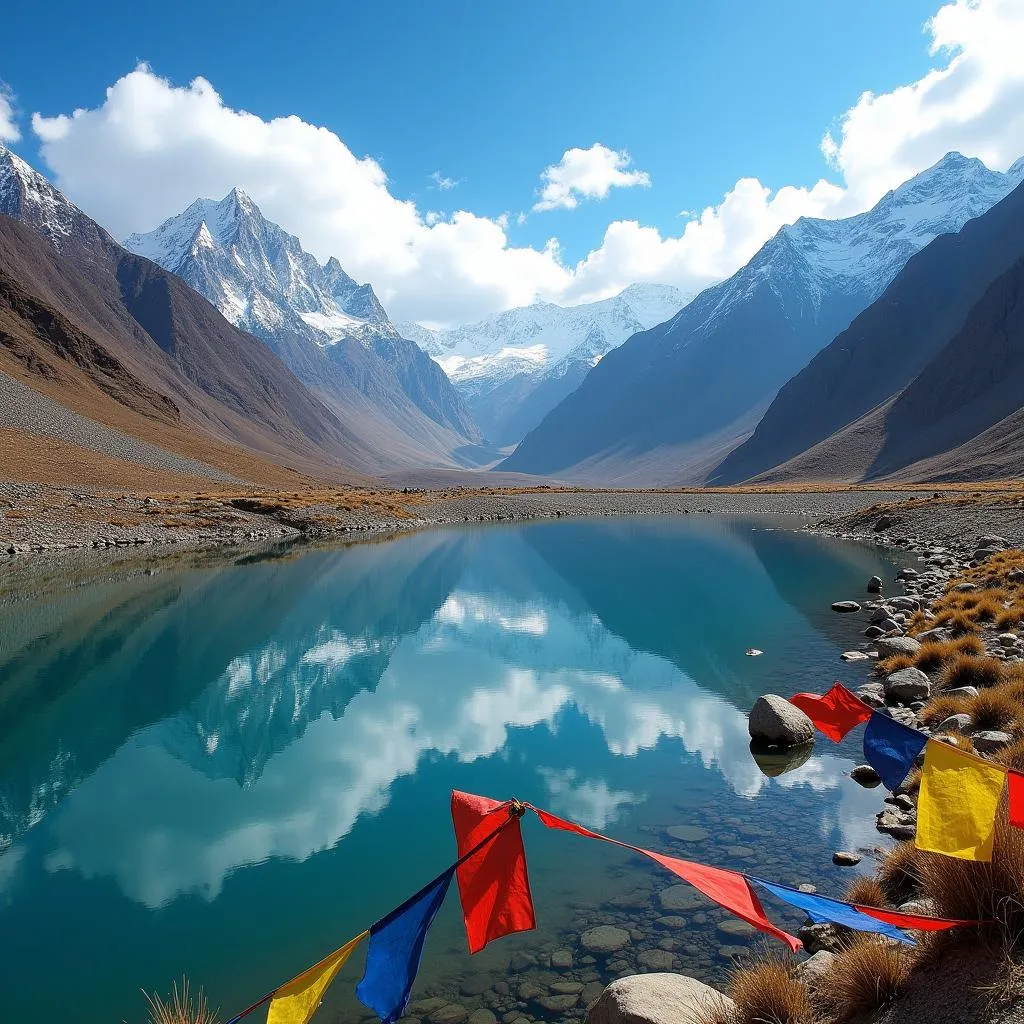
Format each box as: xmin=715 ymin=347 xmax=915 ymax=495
xmin=816 ymin=937 xmax=912 ymax=1021
xmin=725 ymin=950 xmax=817 ymax=1024
xmin=843 ymin=874 xmax=889 ymax=908
xmin=919 ymin=693 xmax=971 ymax=727
xmin=145 ymin=979 xmax=219 ymax=1024
xmin=939 ymin=655 xmax=1005 ymax=691
xmin=916 ymin=810 xmax=1024 ymax=946
xmin=914 ymin=637 xmax=983 ymax=672
xmin=931 ymin=609 xmax=979 ymax=635
xmin=965 ymin=688 xmax=1022 ymax=732
xmin=877 ymin=654 xmax=915 ymax=675
xmin=876 ymin=842 xmax=922 ymax=906
xmin=996 ymin=605 xmax=1024 ymax=630
xmin=994 ymin=736 xmax=1024 ymax=772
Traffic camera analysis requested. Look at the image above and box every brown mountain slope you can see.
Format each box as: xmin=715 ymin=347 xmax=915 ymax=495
xmin=0 ymin=213 xmax=371 ymax=484
xmin=753 ymin=257 xmax=1024 ymax=484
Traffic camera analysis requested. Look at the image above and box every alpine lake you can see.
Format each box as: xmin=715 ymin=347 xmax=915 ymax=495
xmin=0 ymin=515 xmax=912 ymax=1023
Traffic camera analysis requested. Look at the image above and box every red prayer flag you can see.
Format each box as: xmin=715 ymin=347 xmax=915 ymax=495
xmin=854 ymin=904 xmax=979 ymax=932
xmin=1009 ymin=771 xmax=1024 ymax=829
xmin=451 ymin=791 xmax=536 ymax=954
xmin=531 ymin=806 xmax=800 ymax=951
xmin=789 ymin=682 xmax=872 ymax=742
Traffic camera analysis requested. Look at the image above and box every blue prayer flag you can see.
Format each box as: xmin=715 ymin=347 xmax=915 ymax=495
xmin=752 ymin=879 xmax=914 ymax=945
xmin=357 ymin=867 xmax=456 ymax=1023
xmin=863 ymin=712 xmax=928 ymax=791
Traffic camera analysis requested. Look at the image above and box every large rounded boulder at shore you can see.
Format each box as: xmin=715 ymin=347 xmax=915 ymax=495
xmin=587 ymin=974 xmax=733 ymax=1024
xmin=877 ymin=636 xmax=921 ymax=660
xmin=748 ymin=694 xmax=814 ymax=748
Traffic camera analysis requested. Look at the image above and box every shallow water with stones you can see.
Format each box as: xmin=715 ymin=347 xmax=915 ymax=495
xmin=0 ymin=515 xmax=911 ymax=1023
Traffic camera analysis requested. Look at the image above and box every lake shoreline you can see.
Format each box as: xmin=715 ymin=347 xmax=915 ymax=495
xmin=6 ymin=481 xmax=1023 ymax=563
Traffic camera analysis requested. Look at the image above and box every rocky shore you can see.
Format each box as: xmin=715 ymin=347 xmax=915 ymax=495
xmin=0 ymin=482 xmax=940 ymax=558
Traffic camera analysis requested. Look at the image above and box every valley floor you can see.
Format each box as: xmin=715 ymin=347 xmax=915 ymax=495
xmin=3 ymin=480 xmax=1024 ymax=561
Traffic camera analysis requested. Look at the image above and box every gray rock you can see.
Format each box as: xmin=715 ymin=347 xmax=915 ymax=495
xmin=832 ymin=851 xmax=861 ymax=866
xmin=654 ymin=916 xmax=687 ymax=930
xmin=636 ymin=949 xmax=674 ymax=971
xmin=867 ymin=575 xmax=883 ymax=593
xmin=954 ymin=582 xmax=978 ymax=592
xmin=998 ymin=633 xmax=1020 ymax=647
xmin=658 ymin=885 xmax=708 ymax=913
xmin=978 ymin=535 xmax=1008 ymax=549
xmin=665 ymin=825 xmax=709 ymax=843
xmin=551 ymin=948 xmax=574 ymax=969
xmin=890 ymin=597 xmax=921 ymax=611
xmin=748 ymin=694 xmax=814 ymax=748
xmin=1008 ymin=569 xmax=1024 ymax=583
xmin=918 ymin=627 xmax=953 ymax=643
xmin=877 ymin=636 xmax=922 ymax=659
xmin=798 ymin=922 xmax=844 ymax=954
xmin=796 ymin=950 xmax=836 ymax=988
xmin=587 ymin=974 xmax=733 ymax=1024
xmin=896 ymin=568 xmax=919 ymax=580
xmin=832 ymin=600 xmax=862 ymax=612
xmin=717 ymin=919 xmax=755 ymax=937
xmin=850 ymin=764 xmax=881 ymax=786
xmin=973 ymin=547 xmax=1002 ymax=562
xmin=551 ymin=982 xmax=584 ymax=995
xmin=429 ymin=1005 xmax=470 ymax=1024
xmin=535 ymin=993 xmax=579 ymax=1013
xmin=879 ymin=618 xmax=903 ymax=633
xmin=973 ymin=731 xmax=1013 ymax=754
xmin=865 ymin=625 xmax=886 ymax=639
xmin=581 ymin=926 xmax=631 ymax=954
xmin=884 ymin=667 xmax=931 ymax=702
xmin=468 ymin=1011 xmax=498 ymax=1024
xmin=943 ymin=685 xmax=980 ymax=699
xmin=841 ymin=650 xmax=870 ymax=661
xmin=937 ymin=713 xmax=972 ymax=733
xmin=898 ymin=898 xmax=939 ymax=916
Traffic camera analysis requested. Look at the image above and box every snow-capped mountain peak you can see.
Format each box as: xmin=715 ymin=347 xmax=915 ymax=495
xmin=126 ymin=191 xmax=397 ymax=346
xmin=0 ymin=145 xmax=83 ymax=245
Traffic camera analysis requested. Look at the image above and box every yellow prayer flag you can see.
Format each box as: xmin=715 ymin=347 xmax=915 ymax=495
xmin=267 ymin=931 xmax=368 ymax=1024
xmin=917 ymin=740 xmax=1006 ymax=861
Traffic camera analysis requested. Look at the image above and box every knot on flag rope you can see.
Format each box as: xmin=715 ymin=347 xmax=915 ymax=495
xmin=508 ymin=799 xmax=526 ymax=819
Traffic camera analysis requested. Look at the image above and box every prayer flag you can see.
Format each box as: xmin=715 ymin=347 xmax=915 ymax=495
xmin=267 ymin=932 xmax=367 ymax=1024
xmin=752 ymin=879 xmax=912 ymax=944
xmin=1009 ymin=771 xmax=1024 ymax=829
xmin=917 ymin=741 xmax=1006 ymax=861
xmin=451 ymin=791 xmax=535 ymax=953
xmin=854 ymin=905 xmax=980 ymax=932
xmin=789 ymin=683 xmax=872 ymax=742
xmin=357 ymin=867 xmax=455 ymax=1023
xmin=863 ymin=712 xmax=928 ymax=791
xmin=531 ymin=806 xmax=800 ymax=951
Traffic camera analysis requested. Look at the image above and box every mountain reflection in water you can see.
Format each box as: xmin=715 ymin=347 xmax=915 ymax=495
xmin=0 ymin=516 xmax=907 ymax=1024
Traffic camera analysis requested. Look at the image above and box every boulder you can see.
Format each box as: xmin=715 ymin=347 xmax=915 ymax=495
xmin=798 ymin=922 xmax=844 ymax=954
xmin=748 ymin=694 xmax=814 ymax=748
xmin=841 ymin=650 xmax=870 ymax=661
xmin=831 ymin=600 xmax=862 ymax=612
xmin=998 ymin=633 xmax=1020 ymax=648
xmin=973 ymin=731 xmax=1013 ymax=754
xmin=874 ymin=515 xmax=894 ymax=531
xmin=850 ymin=764 xmax=881 ymax=786
xmin=937 ymin=713 xmax=972 ymax=733
xmin=586 ymin=974 xmax=733 ymax=1024
xmin=864 ymin=625 xmax=886 ymax=639
xmin=832 ymin=851 xmax=861 ymax=866
xmin=796 ymin=950 xmax=837 ymax=988
xmin=468 ymin=1011 xmax=497 ymax=1024
xmin=666 ymin=825 xmax=709 ymax=843
xmin=581 ymin=926 xmax=631 ymax=954
xmin=973 ymin=547 xmax=1002 ymax=562
xmin=918 ymin=627 xmax=953 ymax=644
xmin=889 ymin=597 xmax=920 ymax=611
xmin=658 ymin=885 xmax=708 ymax=913
xmin=535 ymin=993 xmax=579 ymax=1013
xmin=867 ymin=575 xmax=883 ymax=593
xmin=551 ymin=948 xmax=574 ymax=969
xmin=978 ymin=535 xmax=1008 ymax=549
xmin=877 ymin=636 xmax=921 ymax=659
xmin=884 ymin=667 xmax=931 ymax=702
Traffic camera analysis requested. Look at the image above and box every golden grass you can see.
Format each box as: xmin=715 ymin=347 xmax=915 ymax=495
xmin=876 ymin=842 xmax=923 ymax=906
xmin=939 ymin=655 xmax=1005 ymax=691
xmin=816 ymin=937 xmax=912 ymax=1021
xmin=966 ymin=688 xmax=1022 ymax=732
xmin=996 ymin=605 xmax=1024 ymax=629
xmin=993 ymin=736 xmax=1024 ymax=773
xmin=877 ymin=654 xmax=915 ymax=675
xmin=916 ymin=809 xmax=1024 ymax=945
xmin=144 ymin=979 xmax=219 ymax=1024
xmin=931 ymin=609 xmax=980 ymax=635
xmin=919 ymin=693 xmax=971 ymax=727
xmin=726 ymin=951 xmax=817 ymax=1024
xmin=843 ymin=875 xmax=889 ymax=908
xmin=914 ymin=636 xmax=984 ymax=673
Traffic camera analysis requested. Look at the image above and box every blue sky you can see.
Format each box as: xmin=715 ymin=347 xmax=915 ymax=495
xmin=2 ymin=0 xmax=1023 ymax=324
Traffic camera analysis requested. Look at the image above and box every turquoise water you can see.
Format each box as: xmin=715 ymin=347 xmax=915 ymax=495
xmin=0 ymin=516 xmax=906 ymax=1023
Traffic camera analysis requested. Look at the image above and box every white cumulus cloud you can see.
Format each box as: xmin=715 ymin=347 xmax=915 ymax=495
xmin=0 ymin=84 xmax=20 ymax=142
xmin=25 ymin=0 xmax=1024 ymax=326
xmin=532 ymin=143 xmax=651 ymax=212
